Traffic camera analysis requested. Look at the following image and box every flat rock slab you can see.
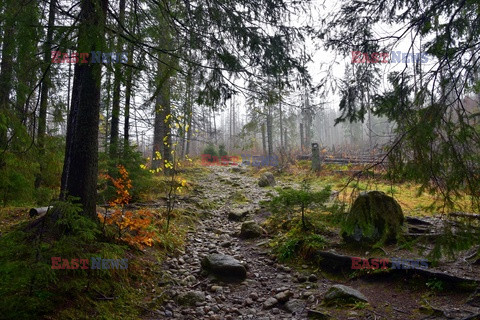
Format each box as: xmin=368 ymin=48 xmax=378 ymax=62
xmin=323 ymin=284 xmax=368 ymax=306
xmin=201 ymin=253 xmax=247 ymax=282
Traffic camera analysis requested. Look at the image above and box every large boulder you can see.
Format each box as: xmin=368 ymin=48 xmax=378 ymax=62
xmin=258 ymin=172 xmax=275 ymax=187
xmin=201 ymin=254 xmax=247 ymax=281
xmin=240 ymin=220 xmax=265 ymax=239
xmin=323 ymin=284 xmax=368 ymax=306
xmin=342 ymin=191 xmax=404 ymax=244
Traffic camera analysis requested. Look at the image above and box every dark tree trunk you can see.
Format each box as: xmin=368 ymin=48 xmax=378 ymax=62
xmin=152 ymin=77 xmax=172 ymax=170
xmin=123 ymin=47 xmax=134 ymax=153
xmin=60 ymin=0 xmax=108 ymax=219
xmin=36 ymin=0 xmax=57 ymax=188
xmin=266 ymin=106 xmax=273 ymax=158
xmin=109 ymin=0 xmax=126 ymax=157
xmin=0 ymin=3 xmax=15 ymax=153
xmin=38 ymin=0 xmax=56 ymax=147
xmin=181 ymin=63 xmax=193 ymax=157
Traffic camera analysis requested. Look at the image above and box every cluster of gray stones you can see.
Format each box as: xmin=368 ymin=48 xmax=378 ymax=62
xmin=150 ymin=167 xmax=369 ymax=319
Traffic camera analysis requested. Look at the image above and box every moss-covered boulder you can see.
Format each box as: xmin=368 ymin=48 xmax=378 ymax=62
xmin=258 ymin=172 xmax=275 ymax=187
xmin=342 ymin=191 xmax=404 ymax=244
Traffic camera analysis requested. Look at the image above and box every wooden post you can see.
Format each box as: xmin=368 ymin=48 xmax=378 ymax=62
xmin=311 ymin=142 xmax=322 ymax=171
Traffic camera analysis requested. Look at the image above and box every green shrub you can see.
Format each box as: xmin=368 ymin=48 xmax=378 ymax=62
xmin=218 ymin=144 xmax=227 ymax=157
xmin=268 ymin=181 xmax=332 ymax=230
xmin=0 ymin=152 xmax=38 ymax=206
xmin=275 ymin=228 xmax=327 ymax=262
xmin=202 ymin=143 xmax=218 ymax=161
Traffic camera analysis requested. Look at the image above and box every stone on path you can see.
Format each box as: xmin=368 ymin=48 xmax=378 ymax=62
xmin=201 ymin=253 xmax=247 ymax=281
xmin=176 ymin=290 xmax=206 ymax=306
xmin=263 ymin=297 xmax=278 ymax=309
xmin=258 ymin=172 xmax=275 ymax=187
xmin=285 ymin=299 xmax=306 ymax=315
xmin=323 ymin=284 xmax=368 ymax=306
xmin=342 ymin=191 xmax=404 ymax=243
xmin=240 ymin=220 xmax=265 ymax=239
xmin=307 ymin=309 xmax=331 ymax=319
xmin=274 ymin=290 xmax=292 ymax=303
xmin=231 ymin=167 xmax=246 ymax=174
xmin=228 ymin=207 xmax=250 ymax=221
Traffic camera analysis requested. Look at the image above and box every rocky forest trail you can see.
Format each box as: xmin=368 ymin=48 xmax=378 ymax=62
xmin=146 ymin=166 xmax=329 ymax=320
xmin=142 ymin=166 xmax=480 ymax=320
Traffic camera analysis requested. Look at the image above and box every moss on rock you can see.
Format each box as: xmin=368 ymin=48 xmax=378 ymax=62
xmin=342 ymin=191 xmax=404 ymax=244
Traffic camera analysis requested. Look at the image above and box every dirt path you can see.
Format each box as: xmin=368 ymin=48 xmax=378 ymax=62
xmin=143 ymin=166 xmax=480 ymax=320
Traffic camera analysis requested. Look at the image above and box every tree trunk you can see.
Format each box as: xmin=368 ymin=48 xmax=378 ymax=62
xmin=279 ymin=100 xmax=284 ymax=149
xmin=261 ymin=123 xmax=267 ymax=156
xmin=0 ymin=1 xmax=15 ymax=153
xmin=181 ymin=63 xmax=193 ymax=157
xmin=152 ymin=76 xmax=172 ymax=171
xmin=109 ymin=0 xmax=126 ymax=157
xmin=300 ymin=123 xmax=304 ymax=152
xmin=266 ymin=106 xmax=273 ymax=158
xmin=213 ymin=108 xmax=217 ymax=144
xmin=60 ymin=0 xmax=108 ymax=219
xmin=304 ymin=94 xmax=312 ymax=150
xmin=123 ymin=47 xmax=133 ymax=153
xmin=37 ymin=0 xmax=57 ymax=152
xmin=104 ymin=70 xmax=111 ymax=152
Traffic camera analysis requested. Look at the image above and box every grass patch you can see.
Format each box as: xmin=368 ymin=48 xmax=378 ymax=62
xmin=0 ymin=166 xmax=203 ymax=319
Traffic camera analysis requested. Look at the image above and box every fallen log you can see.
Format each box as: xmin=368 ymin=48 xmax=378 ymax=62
xmin=314 ymin=250 xmax=480 ymax=284
xmin=449 ymin=212 xmax=480 ymax=220
xmin=406 ymin=217 xmax=433 ymax=226
xmin=30 ymin=206 xmax=108 ymax=218
xmin=29 ymin=207 xmax=50 ymax=218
